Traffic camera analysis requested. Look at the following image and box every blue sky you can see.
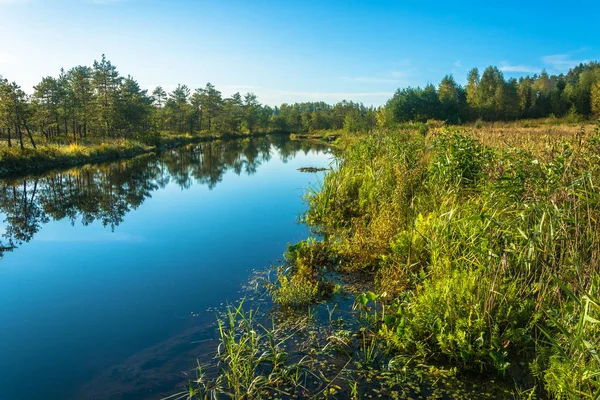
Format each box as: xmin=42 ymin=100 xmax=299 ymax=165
xmin=0 ymin=0 xmax=598 ymax=106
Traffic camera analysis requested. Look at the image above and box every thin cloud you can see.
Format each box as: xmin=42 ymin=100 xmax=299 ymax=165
xmin=145 ymin=84 xmax=178 ymax=93
xmin=391 ymin=59 xmax=412 ymax=68
xmin=499 ymin=64 xmax=539 ymax=73
xmin=454 ymin=60 xmax=462 ymax=67
xmin=300 ymin=91 xmax=394 ymax=98
xmin=265 ymin=89 xmax=393 ymax=100
xmin=497 ymin=53 xmax=591 ymax=75
xmin=89 ymin=0 xmax=122 ymax=4
xmin=225 ymin=85 xmax=256 ymax=90
xmin=343 ymin=76 xmax=402 ymax=84
xmin=542 ymin=54 xmax=589 ymax=71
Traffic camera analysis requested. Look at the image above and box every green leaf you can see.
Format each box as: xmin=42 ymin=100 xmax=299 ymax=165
xmin=460 ymin=350 xmax=471 ymax=361
xmin=356 ymin=293 xmax=368 ymax=306
xmin=489 ymin=350 xmax=505 ymax=362
xmin=366 ymin=291 xmax=380 ymax=302
xmin=395 ymin=317 xmax=405 ymax=335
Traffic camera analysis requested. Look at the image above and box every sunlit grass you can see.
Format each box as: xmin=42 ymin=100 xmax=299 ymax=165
xmin=173 ymin=120 xmax=600 ymax=398
xmin=299 ymin=120 xmax=600 ymax=398
xmin=444 ymin=118 xmax=597 ymax=158
xmin=0 ymin=131 xmax=242 ymax=176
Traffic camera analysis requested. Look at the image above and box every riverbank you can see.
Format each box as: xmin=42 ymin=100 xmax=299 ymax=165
xmin=290 ymin=129 xmax=343 ymax=143
xmin=0 ymin=118 xmax=590 ymax=178
xmin=178 ymin=120 xmax=600 ymax=399
xmin=301 ymin=121 xmax=600 ymax=398
xmin=0 ymin=131 xmax=285 ymax=178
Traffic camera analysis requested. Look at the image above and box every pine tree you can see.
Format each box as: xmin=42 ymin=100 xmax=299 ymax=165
xmin=92 ymin=54 xmax=122 ymax=137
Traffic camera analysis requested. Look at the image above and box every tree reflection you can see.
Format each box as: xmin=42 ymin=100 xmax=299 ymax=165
xmin=0 ymin=136 xmax=329 ymax=258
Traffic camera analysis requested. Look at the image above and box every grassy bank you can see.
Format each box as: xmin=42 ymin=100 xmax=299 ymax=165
xmin=172 ymin=119 xmax=599 ymax=399
xmin=1 ymin=118 xmax=588 ymax=178
xmin=0 ymin=131 xmax=280 ymax=177
xmin=290 ymin=129 xmax=344 ymax=142
xmin=298 ymin=120 xmax=600 ymax=398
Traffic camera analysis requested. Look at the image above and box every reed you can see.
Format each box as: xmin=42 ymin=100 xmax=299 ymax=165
xmin=300 ymin=120 xmax=600 ymax=397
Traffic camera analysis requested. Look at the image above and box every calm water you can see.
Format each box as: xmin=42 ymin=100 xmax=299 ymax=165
xmin=0 ymin=136 xmax=332 ymax=400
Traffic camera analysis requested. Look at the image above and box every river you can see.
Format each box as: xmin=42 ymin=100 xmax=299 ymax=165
xmin=0 ymin=135 xmax=332 ymax=400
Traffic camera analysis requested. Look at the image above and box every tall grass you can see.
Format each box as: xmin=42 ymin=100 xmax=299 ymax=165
xmin=537 ymin=277 xmax=600 ymax=399
xmin=169 ymin=120 xmax=600 ymax=399
xmin=301 ymin=121 xmax=600 ymax=397
xmin=169 ymin=300 xmax=314 ymax=399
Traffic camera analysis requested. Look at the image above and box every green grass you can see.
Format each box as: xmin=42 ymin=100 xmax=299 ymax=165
xmin=301 ymin=121 xmax=600 ymax=397
xmin=171 ymin=120 xmax=600 ymax=399
xmin=268 ymin=239 xmax=336 ymax=308
xmin=167 ymin=300 xmax=316 ymax=400
xmin=0 ymin=139 xmax=150 ymax=176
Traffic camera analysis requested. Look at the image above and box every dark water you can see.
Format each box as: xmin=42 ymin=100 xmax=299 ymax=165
xmin=0 ymin=135 xmax=332 ymax=400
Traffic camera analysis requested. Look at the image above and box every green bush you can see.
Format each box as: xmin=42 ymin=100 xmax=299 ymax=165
xmin=386 ymin=268 xmax=534 ymax=373
xmin=270 ymin=239 xmax=334 ymax=308
xmin=271 ymin=271 xmax=320 ymax=308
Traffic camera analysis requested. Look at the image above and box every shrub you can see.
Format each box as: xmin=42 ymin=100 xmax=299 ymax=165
xmin=271 ymin=271 xmax=320 ymax=308
xmin=270 ymin=239 xmax=334 ymax=308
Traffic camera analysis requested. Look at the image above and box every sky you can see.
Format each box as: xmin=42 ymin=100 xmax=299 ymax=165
xmin=0 ymin=0 xmax=599 ymax=106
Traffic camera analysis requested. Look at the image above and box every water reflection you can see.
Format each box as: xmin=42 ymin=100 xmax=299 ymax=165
xmin=0 ymin=135 xmax=329 ymax=258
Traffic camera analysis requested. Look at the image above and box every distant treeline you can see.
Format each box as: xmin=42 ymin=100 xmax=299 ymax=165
xmin=383 ymin=63 xmax=600 ymax=124
xmin=1 ymin=55 xmax=600 ymax=150
xmin=0 ymin=55 xmax=376 ymax=149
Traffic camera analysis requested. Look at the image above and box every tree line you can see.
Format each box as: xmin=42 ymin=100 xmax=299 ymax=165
xmin=0 ymin=55 xmax=377 ymax=149
xmin=2 ymin=55 xmax=600 ymax=150
xmin=382 ymin=62 xmax=600 ymax=125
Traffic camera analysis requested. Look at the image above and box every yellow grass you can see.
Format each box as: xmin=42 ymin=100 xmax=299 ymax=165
xmin=438 ymin=119 xmax=597 ymax=158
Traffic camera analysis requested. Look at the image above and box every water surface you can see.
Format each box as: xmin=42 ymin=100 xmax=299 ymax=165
xmin=0 ymin=135 xmax=331 ymax=400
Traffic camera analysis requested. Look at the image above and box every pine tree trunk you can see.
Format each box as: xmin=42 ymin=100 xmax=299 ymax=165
xmin=16 ymin=123 xmax=24 ymax=150
xmin=22 ymin=118 xmax=37 ymax=149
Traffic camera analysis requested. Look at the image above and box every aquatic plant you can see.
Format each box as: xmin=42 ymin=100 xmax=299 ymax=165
xmin=270 ymin=239 xmax=335 ymax=308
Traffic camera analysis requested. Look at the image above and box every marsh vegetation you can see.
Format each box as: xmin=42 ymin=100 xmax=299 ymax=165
xmin=176 ymin=119 xmax=600 ymax=399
